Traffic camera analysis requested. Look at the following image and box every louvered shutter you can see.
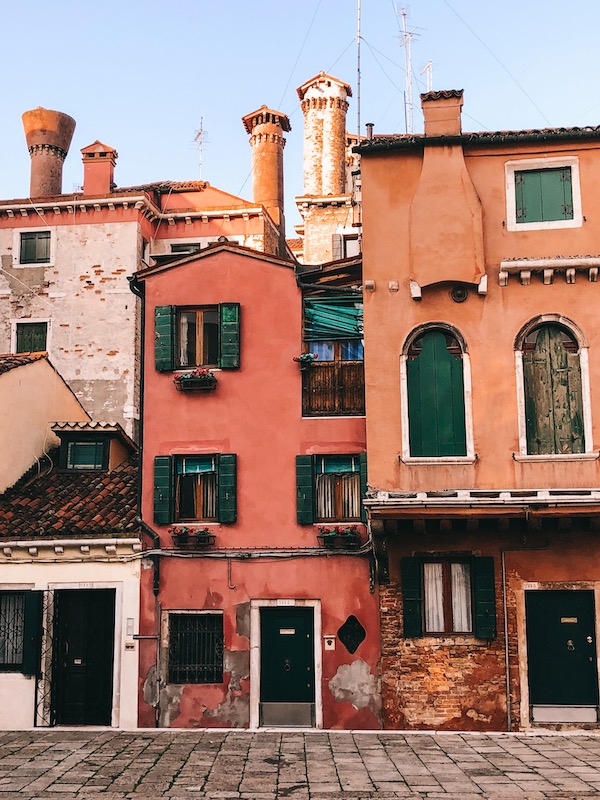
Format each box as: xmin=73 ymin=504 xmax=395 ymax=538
xmin=359 ymin=452 xmax=367 ymax=522
xmin=219 ymin=303 xmax=240 ymax=369
xmin=22 ymin=591 xmax=43 ymax=676
xmin=153 ymin=456 xmax=174 ymax=524
xmin=217 ymin=454 xmax=237 ymax=523
xmin=401 ymin=557 xmax=423 ymax=637
xmin=154 ymin=306 xmax=175 ymax=371
xmin=296 ymin=455 xmax=315 ymax=524
xmin=472 ymin=557 xmax=496 ymax=639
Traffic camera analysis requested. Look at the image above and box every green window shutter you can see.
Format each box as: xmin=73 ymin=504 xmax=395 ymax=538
xmin=217 ymin=454 xmax=237 ymax=523
xmin=401 ymin=557 xmax=423 ymax=637
xmin=523 ymin=325 xmax=584 ymax=455
xmin=154 ymin=306 xmax=175 ymax=372
xmin=16 ymin=323 xmax=47 ymax=353
xmin=516 ymin=168 xmax=573 ymax=223
xmin=296 ymin=455 xmax=315 ymax=524
xmin=154 ymin=456 xmax=174 ymax=524
xmin=359 ymin=452 xmax=367 ymax=522
xmin=472 ymin=557 xmax=496 ymax=639
xmin=407 ymin=330 xmax=467 ymax=457
xmin=219 ymin=303 xmax=240 ymax=369
xmin=22 ymin=591 xmax=43 ymax=676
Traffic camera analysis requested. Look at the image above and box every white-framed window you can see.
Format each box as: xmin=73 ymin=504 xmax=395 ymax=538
xmin=11 ymin=318 xmax=50 ymax=354
xmin=514 ymin=315 xmax=594 ymax=459
xmin=13 ymin=228 xmax=55 ymax=266
xmin=400 ymin=323 xmax=475 ymax=463
xmin=505 ymin=157 xmax=582 ymax=232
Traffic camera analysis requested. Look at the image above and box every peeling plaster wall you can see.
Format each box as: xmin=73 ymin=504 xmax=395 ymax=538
xmin=0 ymin=221 xmax=140 ymax=436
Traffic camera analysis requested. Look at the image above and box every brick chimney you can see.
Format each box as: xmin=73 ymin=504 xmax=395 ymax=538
xmin=22 ymin=107 xmax=76 ymax=198
xmin=421 ymin=89 xmax=463 ymax=136
xmin=81 ymin=141 xmax=118 ymax=195
xmin=242 ymin=106 xmax=291 ymax=255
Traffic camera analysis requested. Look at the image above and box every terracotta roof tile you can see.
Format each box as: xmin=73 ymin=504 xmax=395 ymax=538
xmin=0 ymin=352 xmax=47 ymax=375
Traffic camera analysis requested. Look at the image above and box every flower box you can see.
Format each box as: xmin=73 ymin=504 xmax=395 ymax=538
xmin=317 ymin=526 xmax=361 ymax=550
xmin=173 ymin=368 xmax=217 ymax=392
xmin=169 ymin=527 xmax=216 ymax=550
xmin=317 ymin=531 xmax=338 ymax=549
xmin=293 ymin=353 xmax=318 ymax=371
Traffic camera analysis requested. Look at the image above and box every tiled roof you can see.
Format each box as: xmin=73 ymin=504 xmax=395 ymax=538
xmin=0 ymin=450 xmax=139 ymax=539
xmin=51 ymin=421 xmax=137 ymax=451
xmin=0 ymin=352 xmax=47 ymax=375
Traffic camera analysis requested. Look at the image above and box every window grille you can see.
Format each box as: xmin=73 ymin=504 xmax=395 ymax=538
xmin=168 ymin=613 xmax=223 ymax=684
xmin=0 ymin=593 xmax=25 ymax=669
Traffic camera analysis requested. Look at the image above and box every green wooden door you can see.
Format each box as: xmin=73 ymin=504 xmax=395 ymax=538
xmin=260 ymin=608 xmax=314 ymax=703
xmin=526 ymin=590 xmax=598 ymax=706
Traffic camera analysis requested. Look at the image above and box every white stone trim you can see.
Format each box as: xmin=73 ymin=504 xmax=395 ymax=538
xmin=249 ymin=599 xmax=322 ymax=730
xmin=12 ymin=227 xmax=56 ymax=267
xmin=505 ymin=156 xmax=582 ymax=232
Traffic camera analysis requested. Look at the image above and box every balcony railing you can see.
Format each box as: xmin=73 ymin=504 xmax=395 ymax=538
xmin=302 ymin=361 xmax=365 ymax=416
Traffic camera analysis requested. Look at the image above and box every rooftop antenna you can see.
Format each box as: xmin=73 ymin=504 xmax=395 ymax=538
xmin=193 ymin=118 xmax=207 ymax=180
xmin=357 ymin=0 xmax=361 ymax=143
xmin=421 ymin=60 xmax=433 ymax=92
xmin=400 ymin=6 xmax=414 ymax=133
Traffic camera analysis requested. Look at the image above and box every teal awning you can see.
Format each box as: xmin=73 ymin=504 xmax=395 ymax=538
xmin=304 ymin=297 xmax=363 ymax=341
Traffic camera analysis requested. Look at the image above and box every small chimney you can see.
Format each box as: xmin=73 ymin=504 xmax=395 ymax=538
xmin=242 ymin=106 xmax=291 ymax=256
xmin=421 ymin=89 xmax=463 ymax=137
xmin=22 ymin=107 xmax=76 ymax=198
xmin=81 ymin=141 xmax=118 ymax=195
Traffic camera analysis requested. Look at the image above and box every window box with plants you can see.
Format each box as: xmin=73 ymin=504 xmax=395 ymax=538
xmin=169 ymin=526 xmax=216 ymax=549
xmin=173 ymin=367 xmax=217 ymax=392
xmin=317 ymin=525 xmax=362 ymax=550
xmin=293 ymin=352 xmax=318 ymax=371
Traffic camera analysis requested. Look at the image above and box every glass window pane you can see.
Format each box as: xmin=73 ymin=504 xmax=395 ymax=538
xmin=203 ymin=309 xmax=219 ymax=364
xmin=312 ymin=341 xmax=335 ymax=361
xmin=67 ymin=441 xmax=104 ymax=470
xmin=178 ymin=311 xmax=197 ymax=366
xmin=451 ymin=562 xmax=472 ymax=632
xmin=341 ymin=340 xmax=364 ymax=360
xmin=315 ymin=474 xmax=336 ymax=520
xmin=424 ymin=563 xmax=444 ymax=632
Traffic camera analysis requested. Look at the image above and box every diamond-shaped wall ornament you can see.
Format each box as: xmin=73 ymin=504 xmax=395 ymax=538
xmin=337 ymin=615 xmax=366 ymax=654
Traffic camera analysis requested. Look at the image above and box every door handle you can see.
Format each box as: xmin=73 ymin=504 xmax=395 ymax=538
xmin=567 ymin=639 xmax=575 ymax=651
xmin=587 ymin=636 xmax=593 ymax=644
xmin=283 ymin=658 xmax=291 ymax=672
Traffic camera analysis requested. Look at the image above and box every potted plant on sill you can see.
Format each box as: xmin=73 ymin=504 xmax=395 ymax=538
xmin=293 ymin=353 xmax=318 ymax=371
xmin=337 ymin=525 xmax=361 ymax=549
xmin=317 ymin=527 xmax=338 ymax=549
xmin=173 ymin=367 xmax=217 ymax=392
xmin=169 ymin=525 xmax=216 ymax=549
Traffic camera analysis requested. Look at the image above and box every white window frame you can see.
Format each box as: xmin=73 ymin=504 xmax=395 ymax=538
xmin=514 ymin=314 xmax=595 ymax=460
xmin=13 ymin=228 xmax=55 ymax=267
xmin=505 ymin=156 xmax=582 ymax=232
xmin=10 ymin=318 xmax=51 ymax=354
xmin=399 ymin=323 xmax=476 ymax=464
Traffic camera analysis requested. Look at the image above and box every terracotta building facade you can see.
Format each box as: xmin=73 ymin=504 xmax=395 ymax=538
xmin=358 ymin=89 xmax=600 ymax=730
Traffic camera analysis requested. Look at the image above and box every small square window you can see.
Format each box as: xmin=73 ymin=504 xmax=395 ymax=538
xmin=505 ymin=157 xmax=582 ymax=231
xmin=20 ymin=231 xmax=51 ymax=264
xmin=66 ymin=441 xmax=106 ymax=471
xmin=15 ymin=322 xmax=47 ymax=353
xmin=171 ymin=243 xmax=201 ymax=254
xmin=168 ymin=612 xmax=223 ymax=683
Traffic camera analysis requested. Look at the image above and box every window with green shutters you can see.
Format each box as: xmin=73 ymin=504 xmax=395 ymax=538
xmin=154 ymin=303 xmax=240 ymax=372
xmin=515 ymin=167 xmax=573 ymax=224
xmin=296 ymin=453 xmax=367 ymax=524
xmin=153 ymin=454 xmax=237 ymax=524
xmin=15 ymin=322 xmax=48 ymax=353
xmin=522 ymin=324 xmax=584 ymax=455
xmin=19 ymin=231 xmax=51 ymax=264
xmin=66 ymin=441 xmax=107 ymax=470
xmin=406 ymin=329 xmax=467 ymax=457
xmin=401 ymin=556 xmax=496 ymax=638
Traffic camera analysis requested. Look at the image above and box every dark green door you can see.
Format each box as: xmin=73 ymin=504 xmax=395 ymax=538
xmin=53 ymin=590 xmax=115 ymax=725
xmin=526 ymin=590 xmax=598 ymax=706
xmin=260 ymin=607 xmax=314 ymax=703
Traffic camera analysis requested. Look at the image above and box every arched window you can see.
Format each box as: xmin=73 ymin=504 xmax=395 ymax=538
xmin=406 ymin=328 xmax=467 ymax=457
xmin=521 ymin=323 xmax=584 ymax=455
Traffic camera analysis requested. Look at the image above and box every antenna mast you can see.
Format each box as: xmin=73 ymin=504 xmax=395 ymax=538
xmin=357 ymin=0 xmax=361 ymax=142
xmin=400 ymin=6 xmax=413 ymax=133
xmin=194 ymin=118 xmax=206 ymax=180
xmin=421 ymin=60 xmax=433 ymax=92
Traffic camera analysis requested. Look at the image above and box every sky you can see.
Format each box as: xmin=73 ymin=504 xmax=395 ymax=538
xmin=2 ymin=1 xmax=600 ymax=233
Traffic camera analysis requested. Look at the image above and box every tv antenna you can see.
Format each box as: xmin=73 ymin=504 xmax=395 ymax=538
xmin=399 ymin=6 xmax=418 ymax=133
xmin=421 ymin=60 xmax=433 ymax=92
xmin=194 ymin=118 xmax=208 ymax=180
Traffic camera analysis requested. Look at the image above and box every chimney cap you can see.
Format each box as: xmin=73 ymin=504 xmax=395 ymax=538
xmin=81 ymin=140 xmax=118 ymax=158
xmin=296 ymin=71 xmax=352 ymax=101
xmin=22 ymin=107 xmax=76 ymax=152
xmin=242 ymin=105 xmax=291 ymax=134
xmin=420 ymin=89 xmax=464 ymax=103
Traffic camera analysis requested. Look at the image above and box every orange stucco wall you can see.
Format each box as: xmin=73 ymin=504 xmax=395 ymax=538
xmin=138 ymin=247 xmax=380 ymax=729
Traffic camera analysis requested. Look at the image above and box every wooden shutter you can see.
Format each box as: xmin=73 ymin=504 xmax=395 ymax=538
xmin=401 ymin=557 xmax=423 ymax=637
xmin=296 ymin=455 xmax=315 ymax=524
xmin=219 ymin=303 xmax=240 ymax=369
xmin=217 ymin=454 xmax=237 ymax=523
xmin=516 ymin=168 xmax=573 ymax=223
xmin=154 ymin=306 xmax=175 ymax=371
xmin=22 ymin=591 xmax=43 ymax=676
xmin=472 ymin=557 xmax=496 ymax=639
xmin=153 ymin=456 xmax=174 ymax=524
xmin=359 ymin=452 xmax=367 ymax=522
xmin=407 ymin=330 xmax=467 ymax=457
xmin=523 ymin=325 xmax=584 ymax=455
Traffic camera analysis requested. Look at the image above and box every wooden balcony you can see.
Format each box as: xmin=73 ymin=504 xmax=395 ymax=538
xmin=302 ymin=361 xmax=365 ymax=416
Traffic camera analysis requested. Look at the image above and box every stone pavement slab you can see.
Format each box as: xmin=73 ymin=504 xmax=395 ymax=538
xmin=2 ymin=730 xmax=600 ymax=798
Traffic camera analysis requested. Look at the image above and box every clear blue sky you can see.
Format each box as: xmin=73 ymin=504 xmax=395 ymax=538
xmin=2 ymin=1 xmax=599 ymax=232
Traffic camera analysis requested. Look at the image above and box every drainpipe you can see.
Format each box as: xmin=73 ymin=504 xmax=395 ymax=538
xmin=501 ymin=526 xmax=549 ymax=731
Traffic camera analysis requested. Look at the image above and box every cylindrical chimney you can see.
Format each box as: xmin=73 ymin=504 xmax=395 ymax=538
xmin=22 ymin=107 xmax=76 ymax=198
xmin=242 ymin=106 xmax=291 ymax=256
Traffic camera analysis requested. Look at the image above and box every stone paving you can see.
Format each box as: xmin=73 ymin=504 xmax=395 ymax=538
xmin=1 ymin=730 xmax=600 ymax=799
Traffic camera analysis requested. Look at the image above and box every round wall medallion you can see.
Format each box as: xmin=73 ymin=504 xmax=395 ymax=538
xmin=450 ymin=285 xmax=468 ymax=303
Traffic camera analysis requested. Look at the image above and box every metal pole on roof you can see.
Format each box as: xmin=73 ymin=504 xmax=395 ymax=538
xmin=357 ymin=0 xmax=361 ymax=142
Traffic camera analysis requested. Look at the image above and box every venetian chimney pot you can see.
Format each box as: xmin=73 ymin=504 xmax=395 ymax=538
xmin=242 ymin=106 xmax=291 ymax=255
xmin=22 ymin=107 xmax=76 ymax=198
xmin=81 ymin=141 xmax=118 ymax=196
xmin=421 ymin=89 xmax=463 ymax=136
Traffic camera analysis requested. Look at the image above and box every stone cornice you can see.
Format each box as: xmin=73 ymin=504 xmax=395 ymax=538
xmin=1 ymin=537 xmax=142 ymax=560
